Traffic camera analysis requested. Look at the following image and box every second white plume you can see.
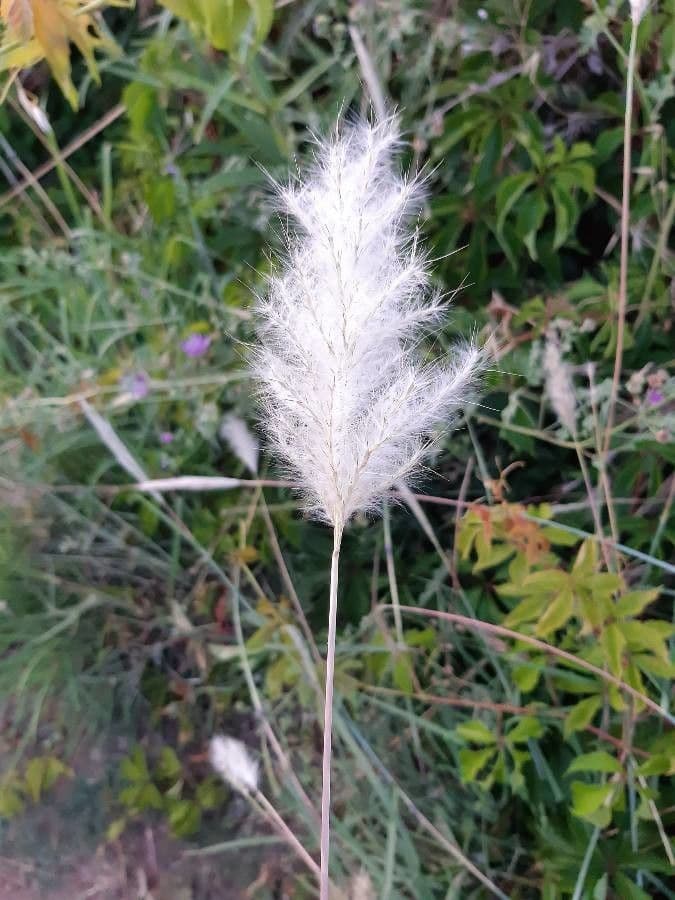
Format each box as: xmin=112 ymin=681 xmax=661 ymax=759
xmin=255 ymin=119 xmax=482 ymax=527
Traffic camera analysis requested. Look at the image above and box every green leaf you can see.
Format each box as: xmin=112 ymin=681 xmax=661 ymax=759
xmin=615 ymin=589 xmax=659 ymax=618
xmin=506 ymin=716 xmax=544 ymax=743
xmin=459 ymin=747 xmax=496 ymax=782
xmin=550 ymin=183 xmax=578 ymax=249
xmin=0 ymin=783 xmax=24 ymax=818
xmin=473 ymin=542 xmax=514 ymax=572
xmin=503 ymin=594 xmax=544 ymax=628
xmin=106 ymin=817 xmax=127 ymax=842
xmin=120 ymin=747 xmax=150 ymax=783
xmin=620 ymin=620 xmax=673 ymax=660
xmin=456 ymin=720 xmax=496 ymax=745
xmin=521 ymin=569 xmax=571 ymax=593
xmin=496 ymin=172 xmax=536 ymax=237
xmin=145 ymin=177 xmax=176 ymax=223
xmin=392 ymin=653 xmax=414 ymax=695
xmin=570 ymin=780 xmax=615 ymax=819
xmin=567 ymin=751 xmax=621 ymax=775
xmin=512 ymin=661 xmax=542 ymax=692
xmin=156 ymin=747 xmax=182 ymax=783
xmin=515 ymin=189 xmax=548 ymax=259
xmin=635 ymin=754 xmax=674 ymax=777
xmin=535 ymin=589 xmax=574 ymax=637
xmin=600 ymin=623 xmax=626 ymax=675
xmin=613 ymin=874 xmax=652 ymax=900
xmin=167 ymin=797 xmax=201 ymax=836
xmin=564 ymin=695 xmax=601 ymax=738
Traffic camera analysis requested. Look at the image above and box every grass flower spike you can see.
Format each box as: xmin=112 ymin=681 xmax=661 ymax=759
xmin=256 ymin=118 xmax=481 ymax=528
xmin=209 ymin=735 xmax=259 ymax=794
xmin=254 ymin=118 xmax=482 ymax=898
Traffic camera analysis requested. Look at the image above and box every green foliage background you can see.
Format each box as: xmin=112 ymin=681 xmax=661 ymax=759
xmin=0 ymin=1 xmax=673 ymax=897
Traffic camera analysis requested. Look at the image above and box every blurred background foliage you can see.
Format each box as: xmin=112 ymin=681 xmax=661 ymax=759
xmin=0 ymin=0 xmax=673 ymax=897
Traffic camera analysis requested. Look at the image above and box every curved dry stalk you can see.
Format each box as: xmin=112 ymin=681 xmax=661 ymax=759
xmin=603 ymin=18 xmax=638 ymax=453
xmin=380 ymin=605 xmax=673 ymax=725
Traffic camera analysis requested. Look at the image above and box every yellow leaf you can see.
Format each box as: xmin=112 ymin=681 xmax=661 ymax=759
xmin=1 ymin=0 xmax=129 ymax=109
xmin=1 ymin=0 xmax=34 ymax=40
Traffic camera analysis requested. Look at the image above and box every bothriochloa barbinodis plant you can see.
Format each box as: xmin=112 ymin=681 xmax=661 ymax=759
xmin=254 ymin=117 xmax=483 ymax=898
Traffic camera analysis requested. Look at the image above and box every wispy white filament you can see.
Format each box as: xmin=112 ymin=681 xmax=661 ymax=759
xmin=254 ymin=119 xmax=482 ymax=527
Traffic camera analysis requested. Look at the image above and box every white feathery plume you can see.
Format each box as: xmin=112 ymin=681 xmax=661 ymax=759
xmin=219 ymin=413 xmax=259 ymax=474
xmin=254 ymin=118 xmax=482 ymax=529
xmin=209 ymin=735 xmax=259 ymax=794
xmin=254 ymin=118 xmax=483 ymax=900
xmin=543 ymin=333 xmax=576 ymax=433
xmin=629 ymin=0 xmax=648 ymax=25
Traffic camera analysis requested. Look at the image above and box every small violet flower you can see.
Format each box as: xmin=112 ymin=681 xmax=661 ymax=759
xmin=181 ymin=333 xmax=212 ymax=358
xmin=159 ymin=431 xmax=175 ymax=445
xmin=646 ymin=388 xmax=663 ymax=407
xmin=121 ymin=370 xmax=150 ymax=400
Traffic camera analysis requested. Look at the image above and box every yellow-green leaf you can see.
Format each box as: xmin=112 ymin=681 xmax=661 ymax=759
xmin=564 ymin=695 xmax=601 ymax=738
xmin=459 ymin=746 xmax=496 ymax=782
xmin=503 ymin=593 xmax=544 ymax=628
xmin=535 ymin=589 xmax=574 ymax=636
xmin=615 ymin=589 xmax=659 ymax=618
xmin=567 ymin=751 xmax=621 ymax=775
xmin=456 ymin=720 xmax=496 ymax=745
xmin=620 ymin=620 xmax=673 ymax=661
xmin=506 ymin=716 xmax=544 ymax=743
xmin=600 ymin=622 xmax=626 ymax=676
xmin=570 ymin=780 xmax=615 ymax=821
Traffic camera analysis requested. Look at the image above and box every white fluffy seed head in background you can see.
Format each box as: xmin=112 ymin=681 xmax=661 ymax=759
xmin=543 ymin=333 xmax=576 ymax=434
xmin=254 ymin=118 xmax=483 ymax=527
xmin=219 ymin=413 xmax=259 ymax=474
xmin=209 ymin=735 xmax=259 ymax=794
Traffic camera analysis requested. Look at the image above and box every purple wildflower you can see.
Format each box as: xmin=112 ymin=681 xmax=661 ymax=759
xmin=181 ymin=333 xmax=212 ymax=358
xmin=159 ymin=431 xmax=175 ymax=445
xmin=121 ymin=370 xmax=150 ymax=400
xmin=646 ymin=388 xmax=664 ymax=406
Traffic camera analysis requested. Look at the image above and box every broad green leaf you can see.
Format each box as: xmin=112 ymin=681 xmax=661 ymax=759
xmin=521 ymin=569 xmax=570 ymax=593
xmin=156 ymin=747 xmax=182 ymax=783
xmin=570 ymin=780 xmax=614 ymax=818
xmin=600 ymin=622 xmax=626 ymax=675
xmin=456 ymin=720 xmax=496 ymax=745
xmin=636 ymin=754 xmax=674 ymax=777
xmin=551 ymin=181 xmax=576 ymax=249
xmin=459 ymin=747 xmax=496 ymax=782
xmin=634 ymin=653 xmax=675 ymax=678
xmin=563 ymin=695 xmax=601 ymax=738
xmin=587 ymin=573 xmax=624 ymax=598
xmin=0 ymin=782 xmax=24 ymax=818
xmin=567 ymin=751 xmax=621 ymax=775
xmin=392 ymin=653 xmax=414 ymax=695
xmin=535 ymin=589 xmax=574 ymax=636
xmin=620 ymin=620 xmax=673 ymax=660
xmin=516 ymin=189 xmax=548 ymax=259
xmin=120 ymin=746 xmax=150 ymax=783
xmin=473 ymin=542 xmax=514 ymax=572
xmin=496 ymin=172 xmax=536 ymax=237
xmin=615 ymin=589 xmax=659 ymax=618
xmin=613 ymin=874 xmax=652 ymax=900
xmin=506 ymin=716 xmax=544 ymax=743
xmin=503 ymin=594 xmax=544 ymax=627
xmin=106 ymin=817 xmax=127 ymax=842
xmin=512 ymin=661 xmax=542 ymax=692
